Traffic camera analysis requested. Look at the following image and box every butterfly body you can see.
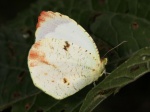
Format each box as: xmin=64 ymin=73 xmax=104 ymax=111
xmin=28 ymin=11 xmax=107 ymax=99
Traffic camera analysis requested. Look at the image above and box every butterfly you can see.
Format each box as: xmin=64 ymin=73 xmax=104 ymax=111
xmin=28 ymin=11 xmax=107 ymax=100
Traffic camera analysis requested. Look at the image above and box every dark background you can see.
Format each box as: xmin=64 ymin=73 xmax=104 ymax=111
xmin=0 ymin=0 xmax=150 ymax=112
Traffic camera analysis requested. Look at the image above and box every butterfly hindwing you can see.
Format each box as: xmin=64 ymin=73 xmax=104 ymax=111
xmin=28 ymin=37 xmax=101 ymax=99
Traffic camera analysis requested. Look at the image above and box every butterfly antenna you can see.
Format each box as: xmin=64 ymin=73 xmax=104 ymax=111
xmin=102 ymin=41 xmax=127 ymax=58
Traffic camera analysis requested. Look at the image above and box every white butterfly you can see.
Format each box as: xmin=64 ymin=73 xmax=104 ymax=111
xmin=28 ymin=11 xmax=107 ymax=100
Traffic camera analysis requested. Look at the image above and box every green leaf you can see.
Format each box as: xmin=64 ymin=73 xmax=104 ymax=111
xmin=80 ymin=47 xmax=150 ymax=112
xmin=0 ymin=27 xmax=38 ymax=110
xmin=91 ymin=12 xmax=150 ymax=57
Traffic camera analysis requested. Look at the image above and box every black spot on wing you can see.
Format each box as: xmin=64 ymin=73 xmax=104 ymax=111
xmin=63 ymin=41 xmax=70 ymax=51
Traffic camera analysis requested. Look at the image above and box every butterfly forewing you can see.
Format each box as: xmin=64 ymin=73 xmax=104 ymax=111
xmin=35 ymin=11 xmax=100 ymax=62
